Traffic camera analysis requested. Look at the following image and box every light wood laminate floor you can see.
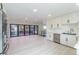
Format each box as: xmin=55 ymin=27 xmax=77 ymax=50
xmin=6 ymin=35 xmax=76 ymax=55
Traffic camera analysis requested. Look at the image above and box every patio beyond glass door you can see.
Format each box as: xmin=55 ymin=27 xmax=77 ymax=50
xmin=10 ymin=25 xmax=18 ymax=37
xmin=29 ymin=25 xmax=35 ymax=35
xmin=25 ymin=25 xmax=29 ymax=35
xmin=19 ymin=25 xmax=24 ymax=36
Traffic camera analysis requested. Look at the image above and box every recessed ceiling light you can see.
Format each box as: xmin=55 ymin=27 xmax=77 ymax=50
xmin=48 ymin=14 xmax=52 ymax=16
xmin=33 ymin=9 xmax=38 ymax=12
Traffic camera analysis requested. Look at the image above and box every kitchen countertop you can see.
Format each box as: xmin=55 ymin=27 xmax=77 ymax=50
xmin=62 ymin=33 xmax=76 ymax=35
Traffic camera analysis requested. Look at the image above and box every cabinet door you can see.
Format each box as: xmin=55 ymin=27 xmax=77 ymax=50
xmin=67 ymin=35 xmax=76 ymax=47
xmin=10 ymin=24 xmax=18 ymax=37
xmin=60 ymin=35 xmax=68 ymax=45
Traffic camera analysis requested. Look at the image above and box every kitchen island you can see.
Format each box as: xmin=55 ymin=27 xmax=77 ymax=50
xmin=60 ymin=33 xmax=78 ymax=48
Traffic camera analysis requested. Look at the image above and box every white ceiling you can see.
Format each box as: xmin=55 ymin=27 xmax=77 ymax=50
xmin=3 ymin=3 xmax=79 ymax=24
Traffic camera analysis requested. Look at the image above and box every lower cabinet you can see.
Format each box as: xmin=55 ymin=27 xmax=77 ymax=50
xmin=60 ymin=34 xmax=77 ymax=48
xmin=67 ymin=35 xmax=76 ymax=47
xmin=60 ymin=34 xmax=68 ymax=45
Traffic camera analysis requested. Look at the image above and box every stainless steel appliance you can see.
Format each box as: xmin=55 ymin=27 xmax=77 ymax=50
xmin=53 ymin=33 xmax=60 ymax=44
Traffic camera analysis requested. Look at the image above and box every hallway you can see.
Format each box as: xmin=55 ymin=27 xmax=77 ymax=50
xmin=6 ymin=35 xmax=76 ymax=55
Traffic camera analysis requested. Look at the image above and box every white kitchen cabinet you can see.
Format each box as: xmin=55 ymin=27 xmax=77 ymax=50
xmin=67 ymin=35 xmax=77 ymax=47
xmin=0 ymin=4 xmax=7 ymax=54
xmin=60 ymin=34 xmax=77 ymax=48
xmin=60 ymin=34 xmax=68 ymax=45
xmin=46 ymin=31 xmax=53 ymax=41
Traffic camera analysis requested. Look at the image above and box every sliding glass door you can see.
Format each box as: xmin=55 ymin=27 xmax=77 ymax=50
xmin=29 ymin=25 xmax=35 ymax=35
xmin=10 ymin=24 xmax=38 ymax=37
xmin=29 ymin=25 xmax=38 ymax=35
xmin=25 ymin=25 xmax=29 ymax=35
xmin=10 ymin=24 xmax=18 ymax=37
xmin=18 ymin=25 xmax=24 ymax=36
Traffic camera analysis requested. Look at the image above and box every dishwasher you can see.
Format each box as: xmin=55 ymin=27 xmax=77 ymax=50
xmin=53 ymin=33 xmax=60 ymax=44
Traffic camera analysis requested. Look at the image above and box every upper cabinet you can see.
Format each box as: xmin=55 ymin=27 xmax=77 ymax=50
xmin=62 ymin=12 xmax=79 ymax=25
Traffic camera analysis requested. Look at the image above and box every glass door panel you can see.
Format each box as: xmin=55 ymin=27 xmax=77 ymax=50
xmin=29 ymin=25 xmax=34 ymax=35
xmin=19 ymin=25 xmax=24 ymax=36
xmin=34 ymin=25 xmax=38 ymax=35
xmin=25 ymin=25 xmax=29 ymax=35
xmin=10 ymin=25 xmax=18 ymax=37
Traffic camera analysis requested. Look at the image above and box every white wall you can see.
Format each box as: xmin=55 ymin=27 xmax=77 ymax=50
xmin=0 ymin=10 xmax=2 ymax=53
xmin=46 ymin=11 xmax=79 ymax=41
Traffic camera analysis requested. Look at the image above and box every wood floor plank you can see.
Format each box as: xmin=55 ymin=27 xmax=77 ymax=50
xmin=6 ymin=35 xmax=76 ymax=55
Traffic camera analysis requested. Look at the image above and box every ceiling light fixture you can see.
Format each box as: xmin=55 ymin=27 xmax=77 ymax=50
xmin=33 ymin=9 xmax=38 ymax=12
